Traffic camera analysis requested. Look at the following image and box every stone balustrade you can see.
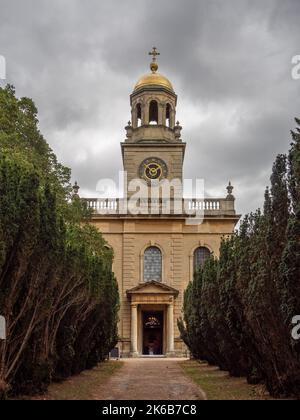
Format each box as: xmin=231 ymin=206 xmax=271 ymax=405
xmin=83 ymin=196 xmax=236 ymax=217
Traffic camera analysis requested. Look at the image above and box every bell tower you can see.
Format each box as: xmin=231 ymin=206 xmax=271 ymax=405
xmin=121 ymin=48 xmax=186 ymax=195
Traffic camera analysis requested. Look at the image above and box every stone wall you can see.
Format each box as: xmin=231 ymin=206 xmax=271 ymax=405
xmin=91 ymin=217 xmax=237 ymax=356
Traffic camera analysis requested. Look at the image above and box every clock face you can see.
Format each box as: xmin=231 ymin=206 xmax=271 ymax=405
xmin=139 ymin=158 xmax=168 ymax=181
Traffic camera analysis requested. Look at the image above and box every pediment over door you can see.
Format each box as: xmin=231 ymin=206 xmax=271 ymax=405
xmin=126 ymin=281 xmax=179 ymax=301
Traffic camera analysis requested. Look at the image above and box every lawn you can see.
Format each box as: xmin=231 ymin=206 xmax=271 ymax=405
xmin=29 ymin=361 xmax=123 ymax=400
xmin=180 ymin=360 xmax=273 ymax=400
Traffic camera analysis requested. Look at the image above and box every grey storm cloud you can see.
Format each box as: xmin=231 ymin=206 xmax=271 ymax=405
xmin=0 ymin=0 xmax=299 ymax=215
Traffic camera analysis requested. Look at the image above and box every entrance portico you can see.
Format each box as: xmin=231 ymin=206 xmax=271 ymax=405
xmin=126 ymin=281 xmax=179 ymax=357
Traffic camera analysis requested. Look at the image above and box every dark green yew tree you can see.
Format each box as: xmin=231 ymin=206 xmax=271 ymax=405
xmin=280 ymin=119 xmax=300 ymax=325
xmin=0 ymin=86 xmax=119 ymax=398
xmin=180 ymin=118 xmax=300 ymax=398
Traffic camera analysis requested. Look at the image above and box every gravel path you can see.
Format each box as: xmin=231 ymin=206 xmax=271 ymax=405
xmin=94 ymin=358 xmax=206 ymax=400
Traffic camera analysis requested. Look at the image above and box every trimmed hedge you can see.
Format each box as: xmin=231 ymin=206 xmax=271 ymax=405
xmin=0 ymin=86 xmax=119 ymax=398
xmin=179 ymin=118 xmax=300 ymax=398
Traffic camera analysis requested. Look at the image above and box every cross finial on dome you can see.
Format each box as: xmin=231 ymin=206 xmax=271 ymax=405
xmin=148 ymin=47 xmax=160 ymax=73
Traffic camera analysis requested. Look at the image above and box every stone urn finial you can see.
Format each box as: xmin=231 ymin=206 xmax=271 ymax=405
xmin=125 ymin=121 xmax=133 ymax=139
xmin=226 ymin=181 xmax=234 ymax=200
xmin=72 ymin=181 xmax=80 ymax=198
xmin=174 ymin=121 xmax=182 ymax=139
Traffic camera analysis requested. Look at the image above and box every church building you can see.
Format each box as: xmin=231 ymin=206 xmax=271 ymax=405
xmin=83 ymin=49 xmax=240 ymax=357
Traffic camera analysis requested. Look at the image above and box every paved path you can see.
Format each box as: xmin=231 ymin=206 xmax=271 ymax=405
xmin=95 ymin=358 xmax=206 ymax=400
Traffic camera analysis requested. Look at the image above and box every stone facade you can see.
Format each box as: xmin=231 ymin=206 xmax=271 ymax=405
xmin=83 ymin=52 xmax=240 ymax=357
xmin=89 ymin=217 xmax=239 ymax=357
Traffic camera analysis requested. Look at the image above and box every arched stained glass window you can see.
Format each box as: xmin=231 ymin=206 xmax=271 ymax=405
xmin=194 ymin=247 xmax=211 ymax=272
xmin=144 ymin=246 xmax=162 ymax=282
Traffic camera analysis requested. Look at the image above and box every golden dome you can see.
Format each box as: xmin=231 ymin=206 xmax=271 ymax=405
xmin=134 ymin=72 xmax=174 ymax=93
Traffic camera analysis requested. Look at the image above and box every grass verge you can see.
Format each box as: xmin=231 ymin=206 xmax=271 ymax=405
xmin=180 ymin=360 xmax=273 ymax=400
xmin=29 ymin=360 xmax=124 ymax=400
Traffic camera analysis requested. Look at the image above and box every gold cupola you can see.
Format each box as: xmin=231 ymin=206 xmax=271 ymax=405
xmin=134 ymin=73 xmax=174 ymax=93
xmin=129 ymin=48 xmax=178 ymax=135
xmin=133 ymin=47 xmax=174 ymax=93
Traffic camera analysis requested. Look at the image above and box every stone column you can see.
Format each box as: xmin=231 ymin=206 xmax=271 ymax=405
xmin=131 ymin=304 xmax=138 ymax=357
xmin=158 ymin=103 xmax=165 ymax=125
xmin=170 ymin=109 xmax=176 ymax=129
xmin=132 ymin=107 xmax=137 ymax=129
xmin=167 ymin=302 xmax=175 ymax=356
xmin=143 ymin=103 xmax=149 ymax=125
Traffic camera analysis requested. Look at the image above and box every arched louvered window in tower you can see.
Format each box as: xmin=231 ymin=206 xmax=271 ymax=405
xmin=149 ymin=100 xmax=158 ymax=125
xmin=136 ymin=103 xmax=142 ymax=127
xmin=166 ymin=103 xmax=171 ymax=127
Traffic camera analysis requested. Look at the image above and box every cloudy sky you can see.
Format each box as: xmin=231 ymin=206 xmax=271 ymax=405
xmin=0 ymin=0 xmax=299 ymax=215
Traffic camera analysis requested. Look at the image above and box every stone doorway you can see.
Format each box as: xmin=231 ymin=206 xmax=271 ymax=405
xmin=142 ymin=311 xmax=164 ymax=355
xmin=126 ymin=281 xmax=179 ymax=357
